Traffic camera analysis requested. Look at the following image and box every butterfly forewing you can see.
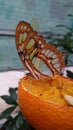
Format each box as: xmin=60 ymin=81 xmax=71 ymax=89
xmin=15 ymin=21 xmax=65 ymax=79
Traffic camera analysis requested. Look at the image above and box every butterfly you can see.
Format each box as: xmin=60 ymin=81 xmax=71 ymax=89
xmin=15 ymin=21 xmax=65 ymax=79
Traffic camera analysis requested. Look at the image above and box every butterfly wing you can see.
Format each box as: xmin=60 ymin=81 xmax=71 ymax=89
xmin=15 ymin=21 xmax=65 ymax=79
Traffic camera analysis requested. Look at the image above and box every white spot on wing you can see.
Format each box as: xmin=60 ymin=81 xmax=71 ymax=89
xmin=38 ymin=40 xmax=42 ymax=45
xmin=42 ymin=49 xmax=46 ymax=54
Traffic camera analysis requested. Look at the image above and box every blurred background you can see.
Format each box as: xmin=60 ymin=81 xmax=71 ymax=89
xmin=0 ymin=1 xmax=73 ymax=130
xmin=0 ymin=0 xmax=73 ymax=70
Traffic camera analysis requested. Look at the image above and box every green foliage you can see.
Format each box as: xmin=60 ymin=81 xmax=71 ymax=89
xmin=3 ymin=112 xmax=30 ymax=130
xmin=0 ymin=106 xmax=16 ymax=119
xmin=46 ymin=14 xmax=73 ymax=66
xmin=66 ymin=70 xmax=73 ymax=79
xmin=1 ymin=88 xmax=18 ymax=105
xmin=68 ymin=14 xmax=73 ymax=17
xmin=0 ymin=87 xmax=32 ymax=130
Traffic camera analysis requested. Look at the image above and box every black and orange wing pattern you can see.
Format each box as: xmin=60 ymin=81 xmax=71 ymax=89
xmin=15 ymin=21 xmax=65 ymax=79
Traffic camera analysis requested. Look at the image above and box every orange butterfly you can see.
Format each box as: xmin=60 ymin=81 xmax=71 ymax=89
xmin=15 ymin=21 xmax=65 ymax=79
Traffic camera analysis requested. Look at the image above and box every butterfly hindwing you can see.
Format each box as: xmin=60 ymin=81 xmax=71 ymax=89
xmin=15 ymin=21 xmax=65 ymax=79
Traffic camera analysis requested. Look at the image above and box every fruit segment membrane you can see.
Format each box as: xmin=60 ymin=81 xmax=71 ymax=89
xmin=22 ymin=75 xmax=73 ymax=106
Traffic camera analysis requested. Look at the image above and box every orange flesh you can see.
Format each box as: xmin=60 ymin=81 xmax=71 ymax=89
xmin=21 ymin=75 xmax=73 ymax=106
